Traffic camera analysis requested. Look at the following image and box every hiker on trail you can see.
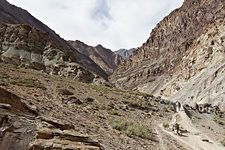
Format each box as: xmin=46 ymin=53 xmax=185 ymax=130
xmin=175 ymin=101 xmax=181 ymax=111
xmin=174 ymin=123 xmax=181 ymax=135
xmin=178 ymin=102 xmax=181 ymax=111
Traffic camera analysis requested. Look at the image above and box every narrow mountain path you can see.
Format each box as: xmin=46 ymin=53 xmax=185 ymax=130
xmin=155 ymin=127 xmax=167 ymax=150
xmin=159 ymin=105 xmax=225 ymax=150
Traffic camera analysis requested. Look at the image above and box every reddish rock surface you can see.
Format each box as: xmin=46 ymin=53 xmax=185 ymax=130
xmin=68 ymin=40 xmax=122 ymax=75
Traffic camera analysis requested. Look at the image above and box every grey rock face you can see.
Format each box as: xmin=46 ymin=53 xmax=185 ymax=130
xmin=111 ymin=0 xmax=225 ymax=109
xmin=115 ymin=48 xmax=135 ymax=59
xmin=0 ymin=23 xmax=95 ymax=83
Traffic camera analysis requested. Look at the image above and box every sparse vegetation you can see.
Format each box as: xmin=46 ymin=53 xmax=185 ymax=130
xmin=58 ymin=89 xmax=74 ymax=95
xmin=222 ymin=138 xmax=225 ymax=146
xmin=0 ymin=74 xmax=46 ymax=90
xmin=163 ymin=123 xmax=169 ymax=128
xmin=122 ymin=98 xmax=152 ymax=111
xmin=110 ymin=118 xmax=154 ymax=140
xmin=214 ymin=116 xmax=225 ymax=126
xmin=107 ymin=109 xmax=121 ymax=116
xmin=84 ymin=97 xmax=95 ymax=103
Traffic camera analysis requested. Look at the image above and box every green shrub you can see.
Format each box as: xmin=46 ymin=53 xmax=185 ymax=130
xmin=122 ymin=99 xmax=152 ymax=111
xmin=84 ymin=97 xmax=95 ymax=103
xmin=125 ymin=123 xmax=153 ymax=140
xmin=163 ymin=123 xmax=169 ymax=128
xmin=110 ymin=119 xmax=128 ymax=131
xmin=214 ymin=117 xmax=225 ymax=126
xmin=108 ymin=109 xmax=121 ymax=116
xmin=110 ymin=119 xmax=154 ymax=140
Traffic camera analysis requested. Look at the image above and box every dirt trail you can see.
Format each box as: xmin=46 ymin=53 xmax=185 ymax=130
xmin=155 ymin=128 xmax=167 ymax=150
xmin=159 ymin=105 xmax=225 ymax=150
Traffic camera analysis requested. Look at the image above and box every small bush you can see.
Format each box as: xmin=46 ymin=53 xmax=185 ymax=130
xmin=214 ymin=117 xmax=225 ymax=126
xmin=163 ymin=123 xmax=169 ymax=128
xmin=108 ymin=109 xmax=121 ymax=116
xmin=221 ymin=133 xmax=225 ymax=146
xmin=58 ymin=89 xmax=74 ymax=95
xmin=82 ymin=97 xmax=95 ymax=106
xmin=125 ymin=124 xmax=153 ymax=140
xmin=110 ymin=119 xmax=128 ymax=131
xmin=110 ymin=119 xmax=154 ymax=140
xmin=222 ymin=139 xmax=225 ymax=146
xmin=84 ymin=97 xmax=95 ymax=103
xmin=122 ymin=99 xmax=152 ymax=111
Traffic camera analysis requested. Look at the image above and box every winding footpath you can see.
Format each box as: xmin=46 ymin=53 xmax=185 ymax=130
xmin=159 ymin=105 xmax=225 ymax=150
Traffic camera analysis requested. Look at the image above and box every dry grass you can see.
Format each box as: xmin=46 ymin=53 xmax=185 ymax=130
xmin=110 ymin=118 xmax=155 ymax=140
xmin=122 ymin=98 xmax=152 ymax=111
xmin=214 ymin=116 xmax=225 ymax=126
xmin=0 ymin=73 xmax=46 ymax=90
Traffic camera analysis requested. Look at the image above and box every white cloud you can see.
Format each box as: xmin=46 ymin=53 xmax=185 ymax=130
xmin=7 ymin=0 xmax=183 ymax=50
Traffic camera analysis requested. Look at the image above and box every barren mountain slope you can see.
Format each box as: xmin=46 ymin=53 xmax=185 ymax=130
xmin=0 ymin=0 xmax=108 ymax=80
xmin=0 ymin=63 xmax=224 ymax=150
xmin=68 ymin=40 xmax=122 ymax=75
xmin=110 ymin=0 xmax=225 ymax=108
xmin=0 ymin=63 xmax=176 ymax=149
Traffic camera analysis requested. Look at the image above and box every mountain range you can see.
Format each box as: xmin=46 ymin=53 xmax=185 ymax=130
xmin=68 ymin=40 xmax=122 ymax=75
xmin=1 ymin=0 xmax=225 ymax=149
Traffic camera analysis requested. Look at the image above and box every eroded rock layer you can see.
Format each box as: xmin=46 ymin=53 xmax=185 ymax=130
xmin=0 ymin=0 xmax=108 ymax=81
xmin=111 ymin=0 xmax=225 ymax=109
xmin=0 ymin=87 xmax=103 ymax=150
xmin=0 ymin=24 xmax=95 ymax=83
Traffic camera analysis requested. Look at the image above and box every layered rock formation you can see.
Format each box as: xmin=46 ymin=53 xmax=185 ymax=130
xmin=111 ymin=0 xmax=225 ymax=109
xmin=0 ymin=23 xmax=96 ymax=83
xmin=0 ymin=87 xmax=103 ymax=150
xmin=0 ymin=0 xmax=108 ymax=81
xmin=68 ymin=40 xmax=122 ymax=75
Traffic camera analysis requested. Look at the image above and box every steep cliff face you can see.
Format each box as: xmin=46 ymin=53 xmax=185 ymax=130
xmin=111 ymin=0 xmax=225 ymax=108
xmin=0 ymin=0 xmax=108 ymax=80
xmin=68 ymin=40 xmax=122 ymax=75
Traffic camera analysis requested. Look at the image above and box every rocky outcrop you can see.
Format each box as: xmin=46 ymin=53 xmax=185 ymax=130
xmin=115 ymin=48 xmax=135 ymax=59
xmin=68 ymin=40 xmax=122 ymax=75
xmin=111 ymin=0 xmax=225 ymax=109
xmin=0 ymin=0 xmax=108 ymax=80
xmin=0 ymin=87 xmax=103 ymax=150
xmin=0 ymin=87 xmax=37 ymax=149
xmin=0 ymin=0 xmax=64 ymax=47
xmin=0 ymin=23 xmax=95 ymax=83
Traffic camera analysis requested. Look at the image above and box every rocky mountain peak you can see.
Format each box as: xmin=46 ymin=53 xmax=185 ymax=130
xmin=68 ymin=40 xmax=122 ymax=75
xmin=95 ymin=44 xmax=104 ymax=49
xmin=115 ymin=48 xmax=135 ymax=59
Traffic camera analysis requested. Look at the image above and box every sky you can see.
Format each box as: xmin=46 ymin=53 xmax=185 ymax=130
xmin=7 ymin=0 xmax=183 ymax=50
